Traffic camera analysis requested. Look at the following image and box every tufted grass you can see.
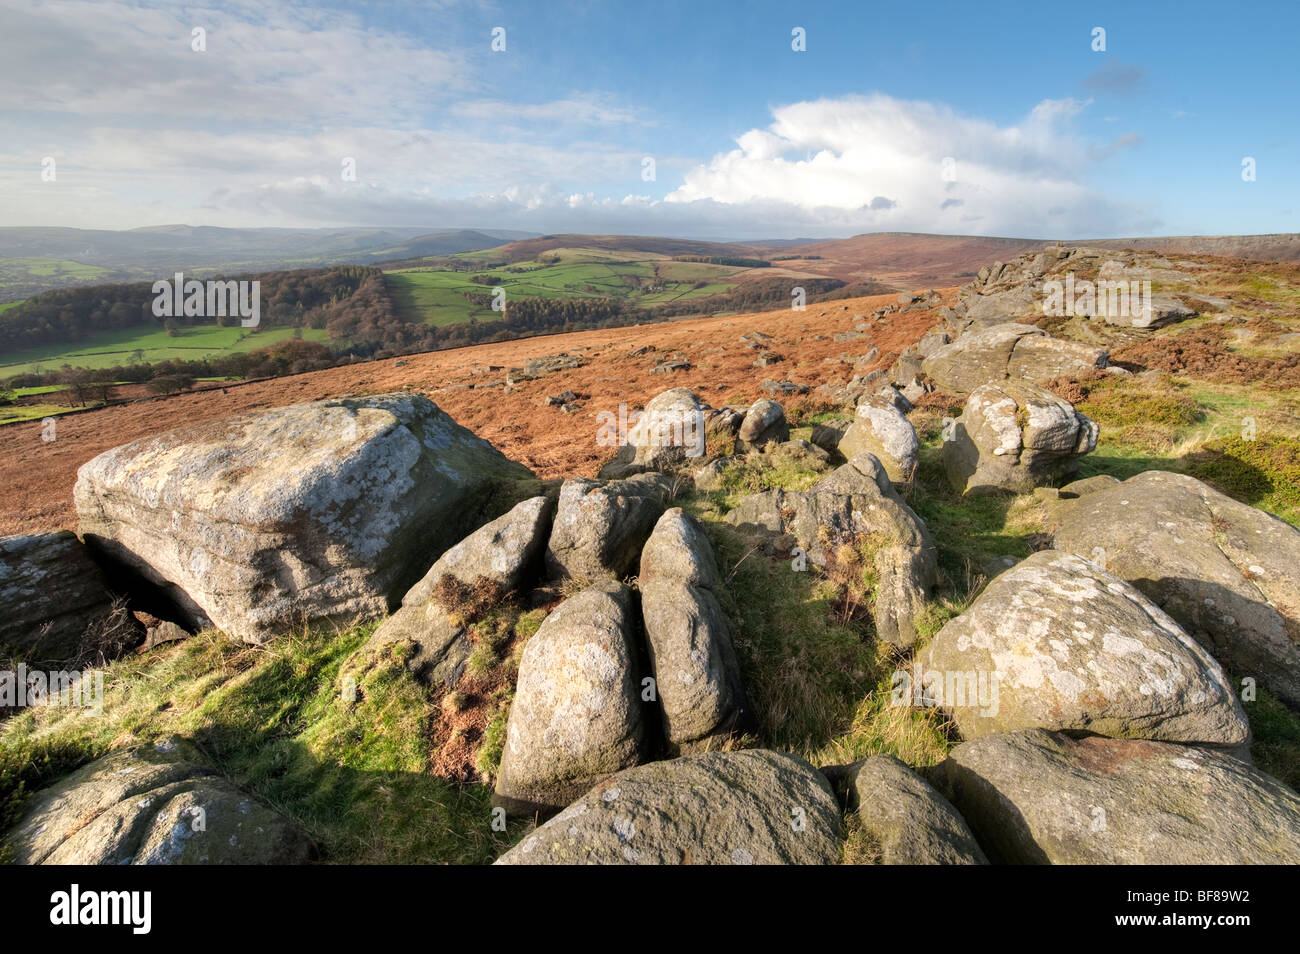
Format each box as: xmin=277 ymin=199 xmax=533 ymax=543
xmin=0 ymin=622 xmax=533 ymax=864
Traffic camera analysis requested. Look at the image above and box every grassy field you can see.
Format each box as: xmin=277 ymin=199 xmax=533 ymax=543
xmin=0 ymin=245 xmax=761 ymax=374
xmin=0 ymin=402 xmax=68 ymax=424
xmin=0 ymin=301 xmax=23 ymax=315
xmin=0 ymin=324 xmax=330 ymax=377
xmin=383 ymin=249 xmax=751 ymax=326
xmin=0 ymin=259 xmax=113 ymax=301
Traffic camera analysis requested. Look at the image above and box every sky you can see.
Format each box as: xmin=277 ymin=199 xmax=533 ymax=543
xmin=0 ymin=0 xmax=1297 ymax=239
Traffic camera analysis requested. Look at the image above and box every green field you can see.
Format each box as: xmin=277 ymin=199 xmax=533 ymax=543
xmin=0 ymin=402 xmax=69 ymax=424
xmin=0 ymin=301 xmax=23 ymax=315
xmin=0 ymin=324 xmax=330 ymax=377
xmin=0 ymin=244 xmax=769 ymax=374
xmin=384 ymin=249 xmax=751 ymax=326
xmin=0 ymin=258 xmax=111 ymax=297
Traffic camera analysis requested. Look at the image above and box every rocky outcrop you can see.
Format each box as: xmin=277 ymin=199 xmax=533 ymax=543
xmin=4 ymin=738 xmax=314 ymax=865
xmin=837 ymin=397 xmax=919 ymax=484
xmin=929 ymin=729 xmax=1300 ymax=864
xmin=545 ymin=473 xmax=671 ymax=581
xmin=921 ymin=324 xmax=1107 ymax=395
xmin=943 ymin=381 xmax=1097 ymax=494
xmin=727 ymin=453 xmax=936 ymax=647
xmin=1051 ymin=471 xmax=1300 ymax=706
xmin=0 ymin=531 xmax=126 ymax=663
xmin=959 ymin=246 xmax=1212 ymax=332
xmin=494 ymin=581 xmax=647 ymax=814
xmin=363 ymin=495 xmax=553 ymax=685
xmin=825 ymin=755 xmax=988 ymax=865
xmin=922 ymin=550 xmax=1249 ymax=747
xmin=495 ymin=750 xmax=843 ymax=865
xmin=638 ymin=509 xmax=749 ymax=752
xmin=74 ymin=394 xmax=537 ymax=643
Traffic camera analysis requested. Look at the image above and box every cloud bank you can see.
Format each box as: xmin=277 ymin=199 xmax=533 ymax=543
xmin=0 ymin=0 xmax=1157 ymax=238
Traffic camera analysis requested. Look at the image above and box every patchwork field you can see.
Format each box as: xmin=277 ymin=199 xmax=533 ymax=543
xmin=0 ymin=324 xmax=331 ymax=377
xmin=383 ymin=248 xmax=770 ymax=326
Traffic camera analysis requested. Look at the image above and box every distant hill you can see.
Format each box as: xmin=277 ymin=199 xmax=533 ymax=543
xmin=487 ymin=233 xmax=770 ymax=264
xmin=759 ymin=232 xmax=1300 ymax=288
xmin=1072 ymin=233 xmax=1300 ymax=262
xmin=763 ymin=233 xmax=1050 ymax=286
xmin=0 ymin=226 xmax=531 ymax=300
xmin=6 ymin=226 xmax=1297 ymax=304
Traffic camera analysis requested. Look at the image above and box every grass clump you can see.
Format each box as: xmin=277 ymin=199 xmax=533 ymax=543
xmin=677 ymin=498 xmax=953 ymax=774
xmin=840 ymin=812 xmax=882 ymax=865
xmin=1242 ymin=686 xmax=1300 ymax=792
xmin=1187 ymin=434 xmax=1300 ymax=524
xmin=700 ymin=448 xmax=830 ymax=511
xmin=431 ymin=575 xmax=506 ymax=628
xmin=0 ymin=623 xmax=531 ymax=864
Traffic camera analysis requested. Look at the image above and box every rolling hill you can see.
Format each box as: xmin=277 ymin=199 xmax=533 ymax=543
xmin=0 ymin=226 xmax=532 ymax=300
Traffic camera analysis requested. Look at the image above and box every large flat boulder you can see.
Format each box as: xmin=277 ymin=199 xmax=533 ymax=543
xmin=727 ymin=453 xmax=936 ymax=647
xmin=545 ymin=473 xmax=671 ymax=582
xmin=922 ymin=550 xmax=1249 ymax=747
xmin=928 ymin=729 xmax=1300 ymax=864
xmin=962 ymin=286 xmax=1038 ymax=324
xmin=495 ymin=750 xmax=843 ymax=865
xmin=0 ymin=531 xmax=126 ymax=663
xmin=922 ymin=324 xmax=1106 ymax=395
xmin=74 ymin=394 xmax=536 ymax=643
xmin=944 ymin=381 xmax=1097 ymax=495
xmin=638 ymin=508 xmax=749 ymax=752
xmin=3 ymin=738 xmax=313 ymax=865
xmin=1051 ymin=471 xmax=1300 ymax=706
xmin=494 ymin=581 xmax=647 ymax=814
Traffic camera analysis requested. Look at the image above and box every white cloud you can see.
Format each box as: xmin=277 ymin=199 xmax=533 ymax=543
xmin=0 ymin=0 xmax=469 ymax=126
xmin=663 ymin=94 xmax=1152 ymax=236
xmin=0 ymin=2 xmax=1158 ymax=238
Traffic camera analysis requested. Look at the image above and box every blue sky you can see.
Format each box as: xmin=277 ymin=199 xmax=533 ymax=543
xmin=1 ymin=0 xmax=1296 ymax=238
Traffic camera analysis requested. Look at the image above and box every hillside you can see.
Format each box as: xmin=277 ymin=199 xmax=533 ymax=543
xmin=0 ymin=290 xmax=936 ymax=534
xmin=0 ymin=226 xmax=525 ymax=301
xmin=761 ymin=232 xmax=1300 ymax=287
xmin=3 ymin=245 xmax=1299 ymax=869
xmin=0 ymin=246 xmax=850 ymax=388
xmin=485 ymin=233 xmax=770 ymax=264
